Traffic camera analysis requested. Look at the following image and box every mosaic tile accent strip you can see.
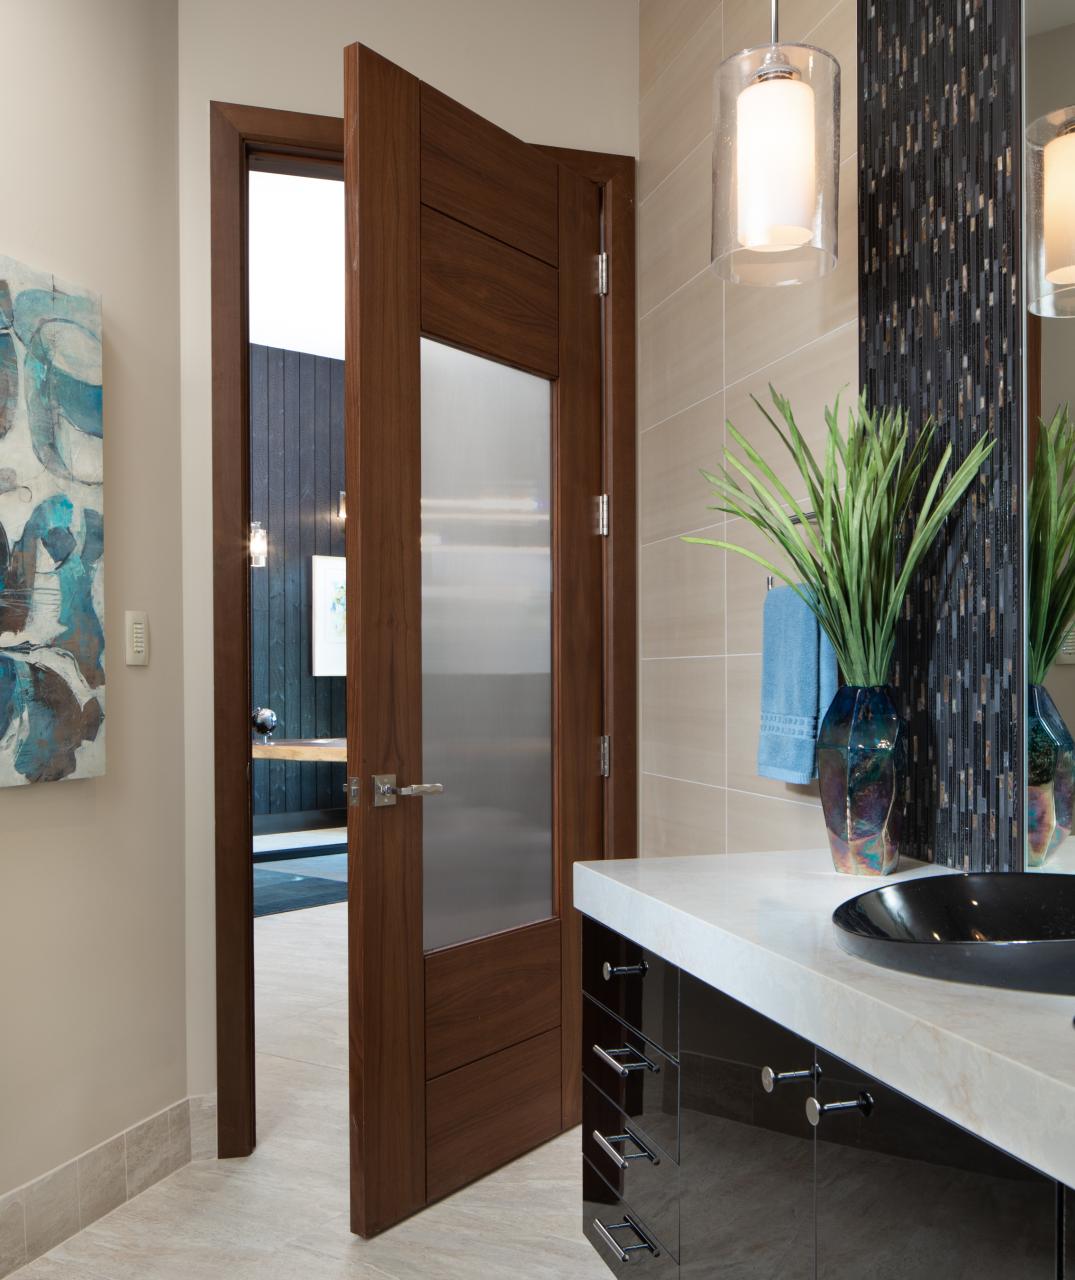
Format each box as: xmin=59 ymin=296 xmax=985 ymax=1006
xmin=858 ymin=0 xmax=1024 ymax=870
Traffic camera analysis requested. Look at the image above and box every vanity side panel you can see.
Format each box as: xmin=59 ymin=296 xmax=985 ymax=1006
xmin=814 ymin=1049 xmax=1057 ymax=1278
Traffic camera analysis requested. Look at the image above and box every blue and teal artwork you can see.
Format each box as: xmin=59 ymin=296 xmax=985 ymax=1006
xmin=0 ymin=256 xmax=104 ymax=785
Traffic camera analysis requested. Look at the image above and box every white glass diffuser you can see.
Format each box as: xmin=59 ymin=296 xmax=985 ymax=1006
xmin=712 ymin=0 xmax=840 ymax=286
xmin=1028 ymin=106 xmax=1075 ymax=318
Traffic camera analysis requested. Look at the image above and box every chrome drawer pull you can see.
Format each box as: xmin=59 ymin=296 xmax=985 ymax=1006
xmin=602 ymin=959 xmax=649 ymax=981
xmin=761 ymin=1064 xmax=821 ymax=1093
xmin=593 ymin=1215 xmax=660 ymax=1264
xmin=806 ymin=1091 xmax=874 ymax=1126
xmin=593 ymin=1129 xmax=660 ymax=1170
xmin=593 ymin=1043 xmax=661 ymax=1079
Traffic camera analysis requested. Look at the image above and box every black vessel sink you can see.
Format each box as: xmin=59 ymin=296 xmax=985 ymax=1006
xmin=833 ymin=873 xmax=1075 ymax=996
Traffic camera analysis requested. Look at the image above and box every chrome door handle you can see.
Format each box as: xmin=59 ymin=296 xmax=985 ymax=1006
xmin=592 ymin=1043 xmax=660 ymax=1079
xmin=372 ymin=774 xmax=445 ymax=807
xmin=592 ymin=1215 xmax=660 ymax=1263
xmin=761 ymin=1064 xmax=821 ymax=1093
xmin=593 ymin=1129 xmax=659 ymax=1170
xmin=806 ymin=1091 xmax=874 ymax=1126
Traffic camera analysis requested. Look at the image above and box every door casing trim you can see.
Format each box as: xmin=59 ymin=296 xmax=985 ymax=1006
xmin=208 ymin=98 xmax=636 ymax=1165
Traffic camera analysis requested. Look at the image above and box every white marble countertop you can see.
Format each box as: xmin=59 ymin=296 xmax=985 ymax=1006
xmin=574 ymin=849 xmax=1075 ymax=1189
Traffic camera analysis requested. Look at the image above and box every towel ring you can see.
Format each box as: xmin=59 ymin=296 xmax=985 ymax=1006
xmin=766 ymin=511 xmax=817 ymax=589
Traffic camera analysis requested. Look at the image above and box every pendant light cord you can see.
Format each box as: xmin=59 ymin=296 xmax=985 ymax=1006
xmin=771 ymin=0 xmax=779 ymax=44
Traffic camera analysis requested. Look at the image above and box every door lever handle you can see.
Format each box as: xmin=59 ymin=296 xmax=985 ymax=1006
xmin=372 ymin=774 xmax=445 ymax=807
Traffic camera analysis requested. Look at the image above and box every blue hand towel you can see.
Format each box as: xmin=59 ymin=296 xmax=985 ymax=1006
xmin=757 ymin=585 xmax=838 ymax=785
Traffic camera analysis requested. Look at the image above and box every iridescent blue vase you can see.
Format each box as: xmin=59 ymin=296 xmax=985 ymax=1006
xmin=817 ymin=685 xmax=906 ymax=876
xmin=1027 ymin=683 xmax=1074 ymax=869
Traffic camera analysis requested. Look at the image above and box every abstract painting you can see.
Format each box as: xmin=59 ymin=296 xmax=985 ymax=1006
xmin=0 ymin=256 xmax=104 ymax=785
xmin=311 ymin=554 xmax=346 ymax=677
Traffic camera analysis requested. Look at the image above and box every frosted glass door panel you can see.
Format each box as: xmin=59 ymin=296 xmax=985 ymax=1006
xmin=420 ymin=339 xmax=553 ymax=952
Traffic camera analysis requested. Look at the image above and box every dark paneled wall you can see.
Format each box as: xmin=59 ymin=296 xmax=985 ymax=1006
xmin=249 ymin=343 xmax=347 ymax=817
xmin=859 ymin=0 xmax=1024 ymax=870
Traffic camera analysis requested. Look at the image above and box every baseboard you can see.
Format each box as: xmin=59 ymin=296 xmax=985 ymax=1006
xmin=0 ymin=1092 xmax=217 ymax=1278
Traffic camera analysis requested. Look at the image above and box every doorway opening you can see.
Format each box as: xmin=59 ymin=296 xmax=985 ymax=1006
xmin=210 ymin=87 xmax=637 ymax=1234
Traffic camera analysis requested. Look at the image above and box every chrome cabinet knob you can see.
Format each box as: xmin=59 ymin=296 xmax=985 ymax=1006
xmin=251 ymin=706 xmax=278 ymax=736
xmin=806 ymin=1091 xmax=874 ymax=1126
xmin=761 ymin=1064 xmax=820 ymax=1093
xmin=602 ymin=959 xmax=648 ymax=981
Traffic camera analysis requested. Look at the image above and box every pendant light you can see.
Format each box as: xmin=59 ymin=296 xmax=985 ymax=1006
xmin=711 ymin=0 xmax=840 ymax=286
xmin=1028 ymin=106 xmax=1075 ymax=318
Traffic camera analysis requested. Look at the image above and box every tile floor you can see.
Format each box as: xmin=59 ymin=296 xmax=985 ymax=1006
xmin=14 ymin=902 xmax=604 ymax=1280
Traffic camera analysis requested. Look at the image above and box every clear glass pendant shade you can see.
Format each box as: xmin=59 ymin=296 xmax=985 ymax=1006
xmin=712 ymin=42 xmax=840 ymax=286
xmin=1028 ymin=106 xmax=1075 ymax=318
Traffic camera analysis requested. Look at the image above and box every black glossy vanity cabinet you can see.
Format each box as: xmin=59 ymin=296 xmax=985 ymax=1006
xmin=581 ymin=917 xmax=1069 ymax=1277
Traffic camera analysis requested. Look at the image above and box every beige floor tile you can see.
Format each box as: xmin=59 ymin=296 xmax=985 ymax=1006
xmin=725 ymin=654 xmax=822 ymax=804
xmin=642 ymin=656 xmax=727 ymax=787
xmin=639 ymin=7 xmax=723 ymax=200
xmin=639 ymin=137 xmax=713 ymax=317
xmin=640 ymin=266 xmax=724 ymax=429
xmin=724 ymin=155 xmax=858 ymax=386
xmin=723 ymin=322 xmax=858 ymax=505
xmin=640 ymin=0 xmax=721 ymax=96
xmin=640 ymin=393 xmax=725 ymax=544
xmin=726 ymin=788 xmax=829 ymax=854
xmin=641 ymin=772 xmax=727 ymax=857
xmin=641 ymin=529 xmax=725 ymax=659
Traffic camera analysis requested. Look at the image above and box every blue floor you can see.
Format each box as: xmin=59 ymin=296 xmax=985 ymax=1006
xmin=253 ymin=852 xmax=348 ymax=917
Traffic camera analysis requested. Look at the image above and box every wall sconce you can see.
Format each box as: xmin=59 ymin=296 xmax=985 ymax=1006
xmin=338 ymin=490 xmax=347 ymax=520
xmin=250 ymin=520 xmax=268 ymax=568
xmin=711 ymin=0 xmax=840 ymax=286
xmin=1028 ymin=106 xmax=1075 ymax=318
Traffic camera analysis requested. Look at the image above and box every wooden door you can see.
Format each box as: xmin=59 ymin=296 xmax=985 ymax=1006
xmin=343 ymin=44 xmax=604 ymax=1236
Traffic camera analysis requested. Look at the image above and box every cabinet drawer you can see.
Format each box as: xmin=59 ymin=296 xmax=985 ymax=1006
xmin=583 ymin=916 xmax=679 ymax=1058
xmin=584 ymin=1156 xmax=678 ymax=1276
xmin=584 ymin=994 xmax=679 ymax=1160
xmin=583 ymin=1077 xmax=679 ymax=1258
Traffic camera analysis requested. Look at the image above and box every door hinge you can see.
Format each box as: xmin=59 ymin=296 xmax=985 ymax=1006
xmin=597 ymin=251 xmax=609 ymax=296
xmin=599 ymin=735 xmax=611 ymax=778
xmin=596 ymin=493 xmax=610 ymax=537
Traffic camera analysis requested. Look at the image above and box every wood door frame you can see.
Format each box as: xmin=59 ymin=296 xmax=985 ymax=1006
xmin=209 ymin=99 xmax=636 ymax=1163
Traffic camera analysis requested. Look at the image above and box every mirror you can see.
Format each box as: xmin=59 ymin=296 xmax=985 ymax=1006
xmin=1025 ymin=0 xmax=1075 ymax=872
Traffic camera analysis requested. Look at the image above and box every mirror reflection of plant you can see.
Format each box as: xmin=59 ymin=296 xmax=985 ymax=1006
xmin=684 ymin=388 xmax=995 ymax=688
xmin=1028 ymin=405 xmax=1075 ymax=685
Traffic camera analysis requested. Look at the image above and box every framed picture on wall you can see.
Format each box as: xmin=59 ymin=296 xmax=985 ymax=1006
xmin=311 ymin=554 xmax=346 ymax=677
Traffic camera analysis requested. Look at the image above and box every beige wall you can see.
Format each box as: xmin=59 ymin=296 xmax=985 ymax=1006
xmin=0 ymin=2 xmax=186 ymax=1192
xmin=177 ymin=0 xmax=640 ymax=1093
xmin=638 ymin=0 xmax=858 ymax=857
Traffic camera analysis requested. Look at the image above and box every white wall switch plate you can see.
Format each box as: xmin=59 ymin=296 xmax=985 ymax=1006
xmin=125 ymin=610 xmax=150 ymax=666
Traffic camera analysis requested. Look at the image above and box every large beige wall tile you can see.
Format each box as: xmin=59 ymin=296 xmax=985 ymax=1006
xmin=640 ymin=268 xmax=724 ymax=429
xmin=725 ymin=655 xmax=822 ymax=804
xmin=724 ymin=321 xmax=858 ymax=503
xmin=639 ymin=138 xmax=713 ymax=317
xmin=641 ymin=394 xmax=724 ymax=543
xmin=724 ymin=0 xmax=843 ymax=52
xmin=639 ymin=7 xmax=722 ymax=199
xmin=724 ymin=155 xmax=858 ymax=384
xmin=724 ymin=517 xmax=774 ymax=655
xmin=640 ymin=0 xmax=720 ymax=96
xmin=642 ymin=657 xmax=727 ymax=787
xmin=642 ymin=531 xmax=725 ymax=658
xmin=726 ymin=789 xmax=828 ymax=854
xmin=642 ymin=774 xmax=727 ymax=856
xmin=811 ymin=0 xmax=859 ymax=163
